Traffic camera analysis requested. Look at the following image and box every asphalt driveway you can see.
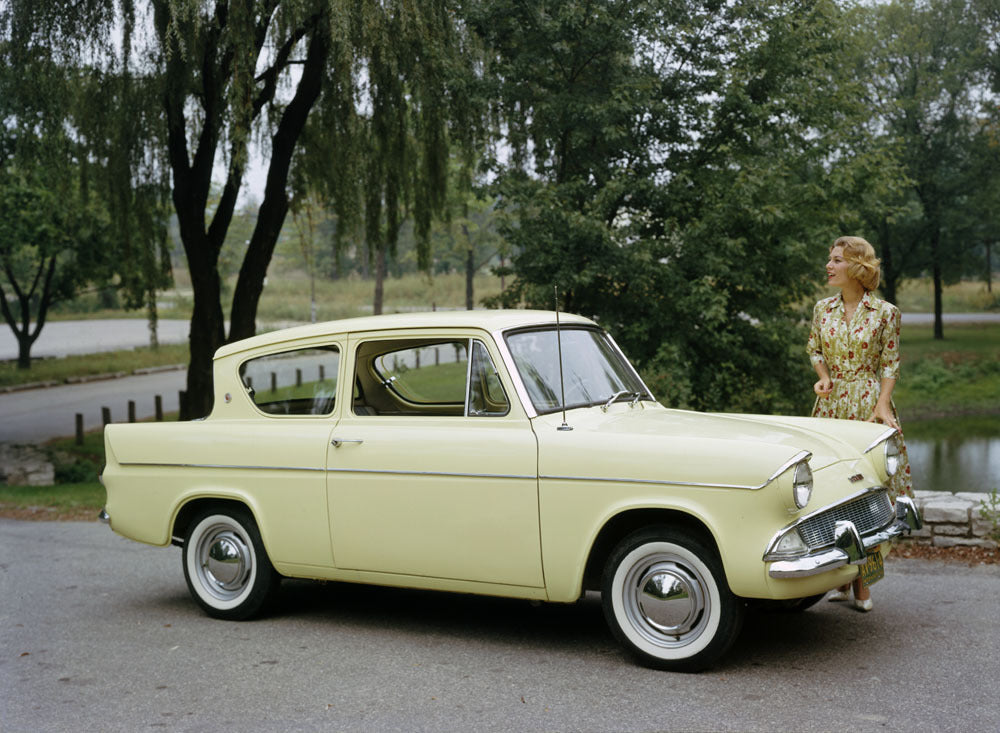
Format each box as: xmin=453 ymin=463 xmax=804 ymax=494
xmin=1 ymin=519 xmax=998 ymax=732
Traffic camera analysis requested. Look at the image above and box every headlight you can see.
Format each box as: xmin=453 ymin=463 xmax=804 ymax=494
xmin=865 ymin=428 xmax=901 ymax=480
xmin=792 ymin=460 xmax=813 ymax=509
xmin=770 ymin=451 xmax=813 ymax=513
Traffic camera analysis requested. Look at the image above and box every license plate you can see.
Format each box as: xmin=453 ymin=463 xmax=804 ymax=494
xmin=859 ymin=549 xmax=885 ymax=588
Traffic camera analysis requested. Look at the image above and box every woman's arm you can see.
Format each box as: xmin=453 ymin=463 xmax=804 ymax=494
xmin=870 ymin=376 xmax=899 ymax=430
xmin=813 ymin=361 xmax=833 ymax=398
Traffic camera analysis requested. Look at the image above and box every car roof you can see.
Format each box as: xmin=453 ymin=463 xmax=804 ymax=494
xmin=213 ymin=309 xmax=597 ymax=360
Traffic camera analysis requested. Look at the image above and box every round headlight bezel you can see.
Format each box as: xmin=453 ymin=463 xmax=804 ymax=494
xmin=792 ymin=460 xmax=813 ymax=510
xmin=884 ymin=432 xmax=901 ymax=478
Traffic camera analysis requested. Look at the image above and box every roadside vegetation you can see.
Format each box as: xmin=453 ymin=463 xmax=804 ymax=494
xmin=0 ymin=432 xmax=104 ymax=520
xmin=0 ymin=343 xmax=189 ymax=390
xmin=895 ymin=321 xmax=1000 ymax=420
xmin=3 ymin=282 xmax=998 ymax=520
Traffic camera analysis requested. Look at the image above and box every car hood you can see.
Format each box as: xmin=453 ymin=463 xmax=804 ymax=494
xmin=533 ymin=403 xmax=887 ymax=489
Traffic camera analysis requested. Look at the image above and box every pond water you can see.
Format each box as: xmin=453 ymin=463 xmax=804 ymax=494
xmin=903 ymin=415 xmax=1000 ymax=493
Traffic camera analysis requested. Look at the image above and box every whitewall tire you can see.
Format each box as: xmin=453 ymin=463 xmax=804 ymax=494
xmin=182 ymin=508 xmax=279 ymax=620
xmin=601 ymin=526 xmax=744 ymax=671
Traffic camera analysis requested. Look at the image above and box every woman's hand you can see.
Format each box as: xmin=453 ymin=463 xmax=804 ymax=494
xmin=813 ymin=377 xmax=833 ymax=398
xmin=869 ymin=402 xmax=899 ymax=431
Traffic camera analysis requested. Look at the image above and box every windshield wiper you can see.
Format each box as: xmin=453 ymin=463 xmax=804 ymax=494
xmin=601 ymin=390 xmax=639 ymax=412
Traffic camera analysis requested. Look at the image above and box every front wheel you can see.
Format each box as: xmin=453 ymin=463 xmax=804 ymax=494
xmin=602 ymin=526 xmax=744 ymax=672
xmin=182 ymin=507 xmax=280 ymax=620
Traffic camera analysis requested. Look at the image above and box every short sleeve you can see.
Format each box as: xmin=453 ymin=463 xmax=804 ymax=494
xmin=878 ymin=305 xmax=901 ymax=379
xmin=807 ymin=301 xmax=826 ymax=366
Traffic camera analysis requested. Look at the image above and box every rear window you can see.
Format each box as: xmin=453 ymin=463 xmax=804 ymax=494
xmin=239 ymin=346 xmax=340 ymax=416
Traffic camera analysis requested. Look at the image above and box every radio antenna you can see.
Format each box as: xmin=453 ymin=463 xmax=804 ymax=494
xmin=555 ymin=286 xmax=573 ymax=431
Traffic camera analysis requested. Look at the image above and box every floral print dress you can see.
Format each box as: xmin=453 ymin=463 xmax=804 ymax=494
xmin=807 ymin=291 xmax=914 ymax=500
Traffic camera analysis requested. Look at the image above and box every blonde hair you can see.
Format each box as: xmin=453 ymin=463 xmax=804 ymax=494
xmin=833 ymin=236 xmax=881 ymax=291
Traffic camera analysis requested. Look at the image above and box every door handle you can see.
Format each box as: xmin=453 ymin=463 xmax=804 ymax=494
xmin=331 ymin=438 xmax=364 ymax=448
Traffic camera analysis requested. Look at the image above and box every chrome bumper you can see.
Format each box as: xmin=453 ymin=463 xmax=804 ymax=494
xmin=768 ymin=496 xmax=922 ymax=579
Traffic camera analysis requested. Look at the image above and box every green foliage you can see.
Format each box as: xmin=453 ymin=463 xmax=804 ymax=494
xmin=856 ymin=0 xmax=1000 ymax=310
xmin=0 ymin=0 xmax=172 ymax=364
xmin=477 ymin=0 xmax=870 ymax=413
xmin=979 ymin=489 xmax=1000 ymax=542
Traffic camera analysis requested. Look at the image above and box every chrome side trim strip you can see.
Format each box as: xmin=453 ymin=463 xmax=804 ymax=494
xmin=118 ymin=461 xmax=534 ymax=481
xmin=326 ymin=468 xmax=535 ymax=481
xmin=119 ymin=462 xmax=326 ymax=472
xmin=540 ymin=474 xmax=760 ymax=490
xmin=864 ymin=427 xmax=898 ymax=454
xmin=764 ymin=450 xmax=811 ymax=486
xmin=540 ymin=451 xmax=810 ymax=490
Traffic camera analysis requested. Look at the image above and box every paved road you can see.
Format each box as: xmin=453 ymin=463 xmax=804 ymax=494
xmin=0 ymin=319 xmax=191 ymax=361
xmin=1 ymin=519 xmax=998 ymax=733
xmin=0 ymin=370 xmax=186 ymax=443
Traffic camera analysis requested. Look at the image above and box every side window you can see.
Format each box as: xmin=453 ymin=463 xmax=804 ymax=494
xmin=356 ymin=339 xmax=509 ymax=417
xmin=469 ymin=341 xmax=509 ymax=416
xmin=239 ymin=346 xmax=340 ymax=416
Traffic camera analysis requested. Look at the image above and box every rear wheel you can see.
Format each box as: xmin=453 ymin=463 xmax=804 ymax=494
xmin=602 ymin=526 xmax=744 ymax=672
xmin=182 ymin=507 xmax=279 ymax=620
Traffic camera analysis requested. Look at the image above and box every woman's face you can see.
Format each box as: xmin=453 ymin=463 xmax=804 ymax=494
xmin=826 ymin=246 xmax=852 ymax=288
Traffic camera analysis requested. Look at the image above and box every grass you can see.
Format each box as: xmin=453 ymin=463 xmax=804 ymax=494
xmin=1 ymin=343 xmax=189 ymax=389
xmin=892 ymin=279 xmax=999 ymax=313
xmin=0 ymin=482 xmax=105 ymax=520
xmin=894 ymin=322 xmax=1000 ymax=419
xmin=0 ymin=433 xmax=106 ymax=520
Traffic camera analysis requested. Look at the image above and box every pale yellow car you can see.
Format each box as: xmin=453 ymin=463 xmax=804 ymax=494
xmin=101 ymin=310 xmax=921 ymax=671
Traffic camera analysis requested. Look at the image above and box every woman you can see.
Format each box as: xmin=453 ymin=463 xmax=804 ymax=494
xmin=807 ymin=236 xmax=914 ymax=612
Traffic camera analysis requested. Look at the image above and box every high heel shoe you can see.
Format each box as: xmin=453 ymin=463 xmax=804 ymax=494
xmin=852 ymin=596 xmax=873 ymax=612
xmin=827 ymin=590 xmax=849 ymax=602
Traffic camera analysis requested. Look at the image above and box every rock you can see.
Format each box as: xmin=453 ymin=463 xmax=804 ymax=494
xmin=0 ymin=443 xmax=55 ymax=486
xmin=921 ymin=497 xmax=972 ymax=524
xmin=972 ymin=516 xmax=998 ymax=540
xmin=932 ymin=523 xmax=969 ymax=537
xmin=932 ymin=536 xmax=998 ymax=549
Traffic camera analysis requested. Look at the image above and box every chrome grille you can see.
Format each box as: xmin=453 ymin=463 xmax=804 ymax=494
xmin=798 ymin=491 xmax=894 ymax=549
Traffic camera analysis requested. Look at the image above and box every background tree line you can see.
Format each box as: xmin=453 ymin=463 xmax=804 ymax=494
xmin=1 ymin=0 xmax=998 ymax=418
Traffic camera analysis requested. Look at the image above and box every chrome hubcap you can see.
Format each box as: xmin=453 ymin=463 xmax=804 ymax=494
xmin=623 ymin=553 xmax=709 ymax=647
xmin=197 ymin=525 xmax=252 ymax=600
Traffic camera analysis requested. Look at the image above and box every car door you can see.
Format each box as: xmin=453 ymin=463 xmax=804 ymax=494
xmin=227 ymin=343 xmax=343 ymax=568
xmin=325 ymin=333 xmax=543 ymax=588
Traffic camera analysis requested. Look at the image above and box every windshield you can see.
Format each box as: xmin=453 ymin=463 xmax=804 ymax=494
xmin=505 ymin=327 xmax=650 ymax=414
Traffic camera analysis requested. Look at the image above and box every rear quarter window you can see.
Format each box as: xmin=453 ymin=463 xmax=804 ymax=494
xmin=239 ymin=346 xmax=340 ymax=416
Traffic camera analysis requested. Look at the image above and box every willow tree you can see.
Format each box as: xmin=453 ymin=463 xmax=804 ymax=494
xmin=14 ymin=1 xmax=477 ymax=417
xmin=294 ymin=2 xmax=479 ymax=315
xmin=0 ymin=2 xmax=154 ymax=368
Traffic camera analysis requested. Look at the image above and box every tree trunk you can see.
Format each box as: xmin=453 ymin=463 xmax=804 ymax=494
xmin=181 ymin=243 xmax=226 ymax=420
xmin=987 ymin=240 xmax=993 ymax=293
xmin=0 ymin=255 xmax=57 ymax=370
xmin=373 ymin=245 xmax=386 ymax=315
xmin=466 ymin=246 xmax=475 ymax=310
xmin=930 ymin=226 xmax=944 ymax=340
xmin=878 ymin=220 xmax=898 ymax=304
xmin=229 ymin=24 xmax=330 ymax=343
xmin=16 ymin=335 xmax=32 ymax=370
xmin=463 ymin=223 xmax=474 ymax=310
